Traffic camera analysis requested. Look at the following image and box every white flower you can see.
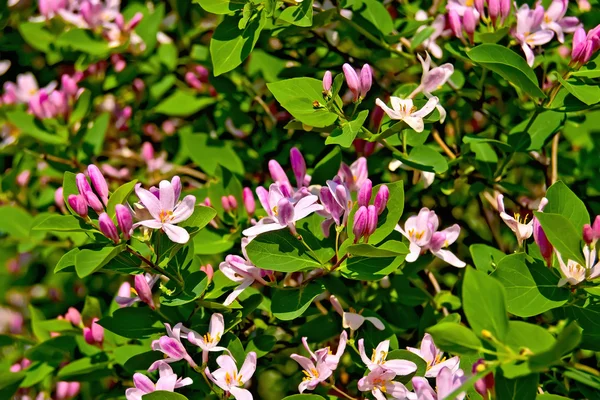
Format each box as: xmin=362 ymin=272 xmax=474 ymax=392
xmin=375 ymin=97 xmax=438 ymax=133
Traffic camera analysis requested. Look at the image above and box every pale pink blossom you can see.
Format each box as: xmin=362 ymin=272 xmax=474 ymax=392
xmin=358 ymin=367 xmax=411 ymax=400
xmin=184 ymin=313 xmax=228 ymax=363
xmin=205 ymin=352 xmax=257 ymax=400
xmin=358 ymin=339 xmax=418 ymax=376
xmin=412 ymin=367 xmax=467 ymax=400
xmin=330 ymin=295 xmax=384 ymax=331
xmin=512 ymin=4 xmax=555 ymax=66
xmin=126 ymin=361 xmax=192 ymax=400
xmin=149 ymin=323 xmax=197 ymax=371
xmin=497 ymin=195 xmax=547 ymax=247
xmin=407 ymin=333 xmax=460 ymax=378
xmin=375 ymin=97 xmax=439 ymax=133
xmin=540 ymin=0 xmax=580 ymax=43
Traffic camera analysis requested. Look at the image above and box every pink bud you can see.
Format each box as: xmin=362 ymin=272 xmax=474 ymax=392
xmin=500 ymin=0 xmax=511 ymax=21
xmin=141 ymin=142 xmax=155 ymax=162
xmin=357 ymin=179 xmax=372 ymax=207
xmin=83 ymin=190 xmax=104 ymax=213
xmin=365 ymin=205 xmax=378 ymax=239
xmin=221 ymin=196 xmax=232 ymax=212
xmin=200 ymin=264 xmax=214 ymax=281
xmin=290 ymin=147 xmax=307 ymax=188
xmin=84 ymin=318 xmax=104 ymax=345
xmin=473 ymin=359 xmax=495 ymax=399
xmin=268 ymin=160 xmax=291 ymax=191
xmin=99 ymin=213 xmax=119 ymax=243
xmin=68 ymin=194 xmax=88 ymax=218
xmin=353 ymin=206 xmax=368 ymax=242
xmin=56 ymin=381 xmax=69 ymax=400
xmin=61 ymin=75 xmax=78 ymax=97
xmin=359 ymin=64 xmax=372 ymax=99
xmin=475 ymin=0 xmax=485 ymax=16
xmin=534 ymin=217 xmax=553 ymax=266
xmin=593 ymin=215 xmax=600 ymax=239
xmin=185 ymin=71 xmax=203 ymax=90
xmin=342 ymin=63 xmax=361 ymax=101
xmin=323 ymin=71 xmax=332 ymax=92
xmin=373 ymin=185 xmax=389 ymax=215
xmin=87 ymin=164 xmax=109 ymax=205
xmin=75 ymin=173 xmax=91 ymax=196
xmin=584 ymin=224 xmax=594 ymax=244
xmin=134 ymin=274 xmax=155 ymax=309
xmin=111 ymin=54 xmax=126 ymax=73
xmin=363 ymin=141 xmax=376 ymax=157
xmin=463 ymin=8 xmax=477 ymax=42
xmin=132 ymin=78 xmax=145 ymax=93
xmin=194 ymin=65 xmax=210 ymax=83
xmin=243 ymin=187 xmax=256 ymax=216
xmin=448 ymin=10 xmax=463 ymax=38
xmin=16 ymin=170 xmax=31 ymax=187
xmin=488 ymin=0 xmax=500 ymax=24
xmin=162 ymin=119 xmax=177 ymax=135
xmin=228 ymin=195 xmax=238 ymax=210
xmin=115 ymin=204 xmax=132 ymax=240
xmin=127 ymin=12 xmax=143 ymax=30
xmin=55 ymin=187 xmax=65 ymax=210
xmin=64 ymin=307 xmax=82 ymax=326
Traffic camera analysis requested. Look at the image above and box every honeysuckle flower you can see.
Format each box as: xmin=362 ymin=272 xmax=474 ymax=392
xmin=317 ymin=177 xmax=352 ymax=236
xmin=220 ymin=238 xmax=271 ymax=306
xmin=395 ymin=208 xmax=466 ymax=268
xmin=583 ymin=216 xmax=600 ymax=246
xmin=323 ymin=70 xmax=332 ymax=93
xmin=290 ymin=147 xmax=308 ymax=188
xmin=375 ymin=96 xmax=439 ymax=133
xmin=205 ymin=352 xmax=257 ymax=400
xmin=291 ymin=347 xmax=333 ymax=393
xmin=83 ymin=318 xmax=104 ymax=345
xmin=115 ymin=273 xmax=160 ymax=309
xmin=389 ymin=160 xmax=435 ymax=188
xmin=330 ymin=295 xmax=385 ymax=331
xmin=268 ymin=159 xmax=293 ymax=194
xmin=243 ymin=187 xmax=256 ymax=216
xmin=412 ymin=367 xmax=467 ymax=400
xmin=556 ymin=247 xmax=600 ymax=287
xmin=2 ymin=72 xmax=56 ymax=105
xmin=358 ymin=366 xmax=411 ymax=400
xmin=540 ymin=0 xmax=580 ymax=43
xmin=473 ymin=359 xmax=495 ymax=400
xmin=242 ymin=184 xmax=323 ymax=237
xmin=410 ymin=53 xmax=453 ymax=123
xmin=299 ymin=330 xmax=348 ymax=371
xmin=149 ymin=323 xmax=197 ymax=371
xmin=133 ymin=179 xmax=196 ymax=244
xmin=416 ymin=15 xmax=448 ymax=59
xmin=446 ymin=0 xmax=479 ymax=17
xmin=338 ymin=157 xmax=368 ymax=192
xmin=126 ymin=362 xmax=192 ymax=400
xmin=358 ymin=339 xmax=418 ymax=376
xmin=55 ymin=381 xmax=80 ymax=400
xmin=512 ymin=4 xmax=555 ymax=66
xmin=184 ymin=313 xmax=228 ymax=363
xmin=571 ymin=25 xmax=600 ymax=66
xmin=497 ymin=195 xmax=548 ymax=247
xmin=407 ymin=333 xmax=460 ymax=378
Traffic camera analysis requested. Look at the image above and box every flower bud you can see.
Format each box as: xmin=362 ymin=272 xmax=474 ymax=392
xmin=68 ymin=194 xmax=88 ymax=218
xmin=571 ymin=27 xmax=587 ymax=63
xmin=359 ymin=64 xmax=372 ymax=99
xmin=364 ymin=141 xmax=376 ymax=157
xmin=221 ymin=196 xmax=232 ymax=212
xmin=353 ymin=206 xmax=368 ymax=241
xmin=342 ymin=63 xmax=360 ymax=101
xmin=323 ymin=70 xmax=332 ymax=93
xmin=194 ymin=65 xmax=210 ymax=83
xmin=488 ymin=0 xmax=500 ymax=23
xmin=83 ymin=190 xmax=104 ymax=213
xmin=228 ymin=195 xmax=238 ymax=210
xmin=373 ymin=185 xmax=389 ymax=215
xmin=290 ymin=147 xmax=307 ymax=188
xmin=463 ymin=8 xmax=477 ymax=42
xmin=75 ymin=173 xmax=91 ymax=196
xmin=357 ymin=179 xmax=372 ymax=207
xmin=65 ymin=307 xmax=82 ymax=326
xmin=115 ymin=204 xmax=133 ymax=240
xmin=132 ymin=78 xmax=145 ymax=93
xmin=99 ymin=213 xmax=119 ymax=243
xmin=16 ymin=170 xmax=31 ymax=187
xmin=55 ymin=187 xmax=65 ymax=211
xmin=83 ymin=318 xmax=104 ymax=345
xmin=87 ymin=164 xmax=109 ymax=205
xmin=583 ymin=224 xmax=594 ymax=244
xmin=533 ymin=218 xmax=553 ymax=266
xmin=593 ymin=215 xmax=600 ymax=240
xmin=365 ymin=205 xmax=378 ymax=239
xmin=185 ymin=71 xmax=203 ymax=90
xmin=448 ymin=10 xmax=463 ymax=38
xmin=61 ymin=74 xmax=78 ymax=97
xmin=134 ymin=274 xmax=155 ymax=309
xmin=473 ymin=359 xmax=495 ymax=399
xmin=200 ymin=264 xmax=214 ymax=281
xmin=243 ymin=187 xmax=256 ymax=216
xmin=128 ymin=12 xmax=143 ymax=30
xmin=500 ymin=0 xmax=511 ymax=21
xmin=268 ymin=159 xmax=290 ymax=185
xmin=475 ymin=0 xmax=485 ymax=16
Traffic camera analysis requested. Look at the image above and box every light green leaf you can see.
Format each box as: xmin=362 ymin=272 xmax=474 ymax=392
xmin=57 ymin=354 xmax=112 ymax=381
xmin=6 ymin=110 xmax=67 ymax=144
xmin=143 ymin=392 xmax=188 ymax=400
xmin=278 ymin=0 xmax=314 ymax=27
xmin=245 ymin=230 xmax=322 ymax=272
xmin=193 ymin=0 xmax=246 ymax=14
xmin=271 ymin=282 xmax=324 ymax=320
xmin=326 ymin=110 xmax=369 ymax=148
xmin=161 ymin=271 xmax=209 ymax=306
xmin=98 ymin=308 xmax=164 ymax=339
xmin=75 ymin=244 xmax=126 ymax=278
xmin=80 ymin=113 xmax=110 ymax=157
xmin=508 ymin=111 xmax=565 ymax=151
xmin=181 ymin=131 xmax=244 ymax=175
xmin=106 ymin=180 xmax=138 ymax=217
xmin=544 ymin=181 xmax=590 ymax=232
xmin=32 ymin=215 xmax=90 ymax=233
xmin=155 ymin=91 xmax=216 ymax=117
xmin=529 ymin=322 xmax=581 ymax=371
xmin=56 ymin=29 xmax=111 ymax=56
xmin=394 ymin=145 xmax=448 ymax=173
xmin=347 ymin=241 xmax=408 ymax=258
xmin=0 ymin=206 xmax=33 ymax=239
xmin=534 ymin=212 xmax=584 ymax=266
xmin=556 ymin=74 xmax=600 ymax=106
xmin=352 ymin=0 xmax=394 ymax=35
xmin=469 ymin=244 xmax=506 ymax=274
xmin=427 ymin=322 xmax=483 ymax=355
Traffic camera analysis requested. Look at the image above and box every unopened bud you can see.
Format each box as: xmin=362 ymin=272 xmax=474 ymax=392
xmin=342 ymin=63 xmax=360 ymax=101
xmin=87 ymin=164 xmax=109 ymax=205
xmin=242 ymin=187 xmax=256 ymax=216
xmin=68 ymin=194 xmax=88 ymax=218
xmin=323 ymin=70 xmax=332 ymax=93
xmin=357 ymin=179 xmax=372 ymax=207
xmin=290 ymin=147 xmax=307 ymax=188
xmin=359 ymin=64 xmax=372 ymax=99
xmin=353 ymin=206 xmax=368 ymax=242
xmin=373 ymin=185 xmax=389 ymax=215
xmin=134 ymin=274 xmax=155 ymax=309
xmin=115 ymin=204 xmax=133 ymax=240
xmin=99 ymin=213 xmax=119 ymax=243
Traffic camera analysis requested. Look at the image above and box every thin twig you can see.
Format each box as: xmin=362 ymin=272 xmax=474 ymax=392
xmin=551 ymin=133 xmax=559 ymax=185
xmin=432 ymin=130 xmax=457 ymax=159
xmin=425 ymin=269 xmax=449 ymax=316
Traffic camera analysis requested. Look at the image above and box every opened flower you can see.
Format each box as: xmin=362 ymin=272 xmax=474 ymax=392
xmin=205 ymin=352 xmax=257 ymax=400
xmin=184 ymin=313 xmax=228 ymax=363
xmin=540 ymin=0 xmax=580 ymax=43
xmin=407 ymin=333 xmax=460 ymax=378
xmin=134 ymin=178 xmax=196 ymax=244
xmin=497 ymin=195 xmax=548 ymax=247
xmin=556 ymin=246 xmax=600 ymax=287
xmin=126 ymin=362 xmax=192 ymax=400
xmin=358 ymin=366 xmax=411 ymax=400
xmin=338 ymin=157 xmax=368 ymax=192
xmin=358 ymin=339 xmax=418 ymax=376
xmin=411 ymin=53 xmax=454 ymax=123
xmin=300 ymin=330 xmax=347 ymax=371
xmin=412 ymin=366 xmax=467 ymax=400
xmin=149 ymin=323 xmax=197 ymax=371
xmin=291 ymin=347 xmax=333 ymax=393
xmin=375 ymin=96 xmax=439 ymax=133
xmin=330 ymin=295 xmax=385 ymax=331
xmin=512 ymin=4 xmax=555 ymax=66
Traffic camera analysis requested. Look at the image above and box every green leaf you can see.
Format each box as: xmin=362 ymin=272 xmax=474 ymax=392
xmin=161 ymin=271 xmax=209 ymax=306
xmin=326 ymin=110 xmax=369 ymax=148
xmin=69 ymin=89 xmax=91 ymax=125
xmin=0 ymin=371 xmax=25 ymax=399
xmin=278 ymin=0 xmax=313 ymax=27
xmin=143 ymin=392 xmax=188 ymax=400
xmin=193 ymin=0 xmax=246 ymax=14
xmin=154 ymin=91 xmax=216 ymax=117
xmin=180 ymin=131 xmax=244 ymax=175
xmin=28 ymin=305 xmax=50 ymax=342
xmin=20 ymin=362 xmax=54 ymax=388
xmin=81 ymin=296 xmax=102 ymax=325
xmin=394 ymin=145 xmax=448 ymax=173
xmin=493 ymin=253 xmax=569 ymax=317
xmin=211 ymin=11 xmax=266 ymax=76
xmin=75 ymin=244 xmax=126 ymax=278
xmin=340 ymin=254 xmax=405 ymax=281
xmin=469 ymin=244 xmax=506 ymax=274
xmin=181 ymin=206 xmax=217 ymax=229
xmin=347 ymin=241 xmax=408 ymax=258
xmin=267 ymin=78 xmax=339 ymax=128
xmin=463 ymin=267 xmax=509 ymax=341
xmin=57 ymin=353 xmax=112 ymax=381
xmin=556 ymin=75 xmax=600 ymax=106
xmin=529 ymin=322 xmax=581 ymax=371
xmin=534 ymin=212 xmax=584 ymax=265
xmin=6 ymin=109 xmax=67 ymax=144
xmin=476 ymin=26 xmax=510 ymax=44
xmin=25 ymin=336 xmax=76 ymax=363
xmin=282 ymin=395 xmax=326 ymax=400
xmin=245 ymin=230 xmax=322 ymax=272
xmin=495 ymin=369 xmax=539 ymax=400
xmin=536 ymin=395 xmax=571 ymax=400
xmin=387 ymin=349 xmax=427 ymax=388
xmin=56 ymin=29 xmax=111 ymax=56
xmin=80 ymin=113 xmax=110 ymax=157
xmin=427 ymin=322 xmax=483 ymax=355
xmin=411 ymin=27 xmax=435 ymax=49
xmin=106 ymin=180 xmax=138 ymax=217
xmin=98 ymin=308 xmax=164 ymax=339
xmin=0 ymin=206 xmax=33 ymax=239
xmin=505 ymin=321 xmax=556 ymax=354
xmin=508 ymin=111 xmax=565 ymax=151
xmin=310 ymin=146 xmax=342 ymax=185
xmin=467 ymin=44 xmax=546 ymax=99
xmin=544 ymin=181 xmax=590 ymax=232
xmin=271 ymin=281 xmax=324 ymax=320
xmin=246 ymin=334 xmax=277 ymax=358
xmin=32 ymin=215 xmax=90 ymax=232
xmin=352 ymin=0 xmax=394 ymax=35
xmin=18 ymin=22 xmax=56 ymax=53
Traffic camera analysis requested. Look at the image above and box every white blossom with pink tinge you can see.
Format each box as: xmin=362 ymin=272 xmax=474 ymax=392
xmin=407 ymin=333 xmax=461 ymax=378
xmin=512 ymin=4 xmax=555 ymax=66
xmin=556 ymin=246 xmax=600 ymax=287
xmin=126 ymin=361 xmax=192 ymax=400
xmin=133 ymin=179 xmax=196 ymax=244
xmin=541 ymin=0 xmax=580 ymax=43
xmin=182 ymin=313 xmax=228 ymax=363
xmin=205 ymin=352 xmax=257 ymax=400
xmin=358 ymin=366 xmax=412 ymax=400
xmin=375 ymin=97 xmax=439 ymax=133
xmin=497 ymin=195 xmax=547 ymax=247
xmin=338 ymin=157 xmax=369 ymax=192
xmin=330 ymin=295 xmax=385 ymax=331
xmin=412 ymin=53 xmax=454 ymax=123
xmin=395 ymin=208 xmax=465 ymax=268
xmin=358 ymin=339 xmax=418 ymax=376
xmin=415 ymin=15 xmax=450 ymax=59
xmin=291 ymin=349 xmax=333 ymax=393
xmin=412 ymin=366 xmax=467 ymax=400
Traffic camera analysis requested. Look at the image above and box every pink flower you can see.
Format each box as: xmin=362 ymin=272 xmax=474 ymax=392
xmin=358 ymin=339 xmax=418 ymax=376
xmin=185 ymin=313 xmax=228 ymax=363
xmin=83 ymin=318 xmax=104 ymax=345
xmin=115 ymin=273 xmax=160 ymax=309
xmin=512 ymin=4 xmax=555 ymax=66
xmin=330 ymin=295 xmax=385 ymax=331
xmin=149 ymin=323 xmax=197 ymax=371
xmin=205 ymin=352 xmax=257 ymax=400
xmin=497 ymin=195 xmax=547 ymax=247
xmin=134 ymin=179 xmax=196 ymax=244
xmin=412 ymin=53 xmax=454 ymax=123
xmin=412 ymin=366 xmax=467 ymax=400
xmin=375 ymin=96 xmax=439 ymax=133
xmin=291 ymin=349 xmax=333 ymax=393
xmin=55 ymin=381 xmax=80 ymax=400
xmin=396 ymin=208 xmax=465 ymax=268
xmin=540 ymin=0 xmax=580 ymax=43
xmin=407 ymin=333 xmax=460 ymax=378
xmin=417 ymin=15 xmax=449 ymax=59
xmin=446 ymin=0 xmax=479 ymax=17
xmin=338 ymin=157 xmax=369 ymax=192
xmin=358 ymin=367 xmax=411 ymax=400
xmin=571 ymin=25 xmax=600 ymax=65
xmin=126 ymin=362 xmax=192 ymax=400
xmin=556 ymin=246 xmax=600 ymax=287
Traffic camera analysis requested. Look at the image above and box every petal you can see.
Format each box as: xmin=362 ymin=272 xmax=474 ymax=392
xmin=521 ymin=43 xmax=535 ymax=67
xmin=135 ymin=186 xmax=162 ymax=219
xmin=432 ymin=249 xmax=467 ymax=268
xmin=376 ymin=98 xmax=402 ymax=120
xmin=527 ymin=30 xmax=555 ymax=45
xmin=170 ymin=195 xmax=196 ymax=223
xmin=436 ymin=103 xmax=447 ymax=124
xmin=175 ymin=377 xmax=194 ymax=388
xmin=242 ymin=218 xmax=284 ymax=236
xmin=342 ymin=312 xmax=365 ymax=330
xmin=209 ymin=313 xmax=225 ymax=338
xmin=133 ymin=373 xmax=155 ymax=392
xmin=293 ymin=195 xmax=324 ymax=221
xmin=357 ymin=339 xmax=374 ymax=368
xmin=364 ymin=316 xmax=385 ymax=330
xmin=155 ymin=374 xmax=177 ymax=392
xmin=439 ymin=224 xmax=461 ymax=245
xmin=216 ymin=355 xmax=238 ymax=373
xmin=133 ymin=219 xmax=163 ymax=230
xmin=223 ymin=278 xmax=254 ymax=306
xmin=405 ymin=242 xmax=422 ymax=262
xmin=163 ymin=224 xmax=190 ymax=244
xmin=391 ymin=97 xmax=413 ymax=114
xmin=230 ymin=387 xmax=253 ymax=400
xmin=403 ymin=116 xmax=425 ymax=133
xmin=411 ymin=96 xmax=439 ymax=118
xmin=238 ymin=352 xmax=257 ymax=383
xmin=291 ymin=354 xmax=316 ymax=372
xmin=384 ymin=359 xmax=418 ymax=375
xmin=125 ymin=388 xmax=146 ymax=400
xmin=159 ymin=180 xmax=175 ymax=212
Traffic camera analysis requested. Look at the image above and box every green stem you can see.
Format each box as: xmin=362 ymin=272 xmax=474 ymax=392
xmin=126 ymin=247 xmax=183 ymax=286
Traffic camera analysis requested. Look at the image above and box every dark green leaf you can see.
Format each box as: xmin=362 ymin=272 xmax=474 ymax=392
xmin=271 ymin=282 xmax=324 ymax=320
xmin=246 ymin=230 xmax=322 ymax=272
xmin=534 ymin=212 xmax=584 ymax=266
xmin=75 ymin=244 xmax=126 ymax=278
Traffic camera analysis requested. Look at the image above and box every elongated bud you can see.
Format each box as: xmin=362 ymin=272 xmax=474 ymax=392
xmin=364 ymin=141 xmax=376 ymax=157
xmin=141 ymin=142 xmax=155 ymax=162
xmin=278 ymin=198 xmax=295 ymax=226
xmin=373 ymin=185 xmax=389 ymax=215
xmin=593 ymin=215 xmax=600 ymax=239
xmin=583 ymin=224 xmax=594 ymax=244
xmin=357 ymin=179 xmax=372 ymax=207
xmin=488 ymin=0 xmax=500 ymax=24
xmin=68 ymin=194 xmax=88 ymax=217
xmin=290 ymin=147 xmax=307 ymax=188
xmin=463 ymin=8 xmax=477 ymax=42
xmin=323 ymin=71 xmax=332 ymax=93
xmin=83 ymin=190 xmax=104 ymax=212
xmin=342 ymin=63 xmax=360 ymax=101
xmin=475 ymin=0 xmax=485 ymax=17
xmin=473 ymin=359 xmax=495 ymax=399
xmin=185 ymin=71 xmax=203 ymax=90
xmin=571 ymin=27 xmax=587 ymax=64
xmin=65 ymin=307 xmax=82 ymax=326
xmin=243 ymin=187 xmax=256 ymax=216
xmin=228 ymin=195 xmax=238 ymax=210
xmin=500 ymin=0 xmax=511 ymax=21
xmin=221 ymin=196 xmax=232 ymax=212
xmin=76 ymin=173 xmax=92 ymax=196
xmin=194 ymin=65 xmax=210 ymax=83
xmin=533 ymin=218 xmax=553 ymax=266
xmin=353 ymin=206 xmax=368 ymax=242
xmin=115 ymin=204 xmax=133 ymax=240
xmin=99 ymin=213 xmax=119 ymax=243
xmin=135 ymin=274 xmax=155 ymax=309
xmin=61 ymin=74 xmax=78 ymax=97
xmin=365 ymin=205 xmax=378 ymax=239
xmin=88 ymin=164 xmax=109 ymax=205
xmin=359 ymin=64 xmax=372 ymax=99
xmin=268 ymin=160 xmax=291 ymax=191
xmin=84 ymin=318 xmax=104 ymax=345
xmin=200 ymin=264 xmax=214 ymax=281
xmin=55 ymin=187 xmax=65 ymax=211
xmin=448 ymin=10 xmax=463 ymax=38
